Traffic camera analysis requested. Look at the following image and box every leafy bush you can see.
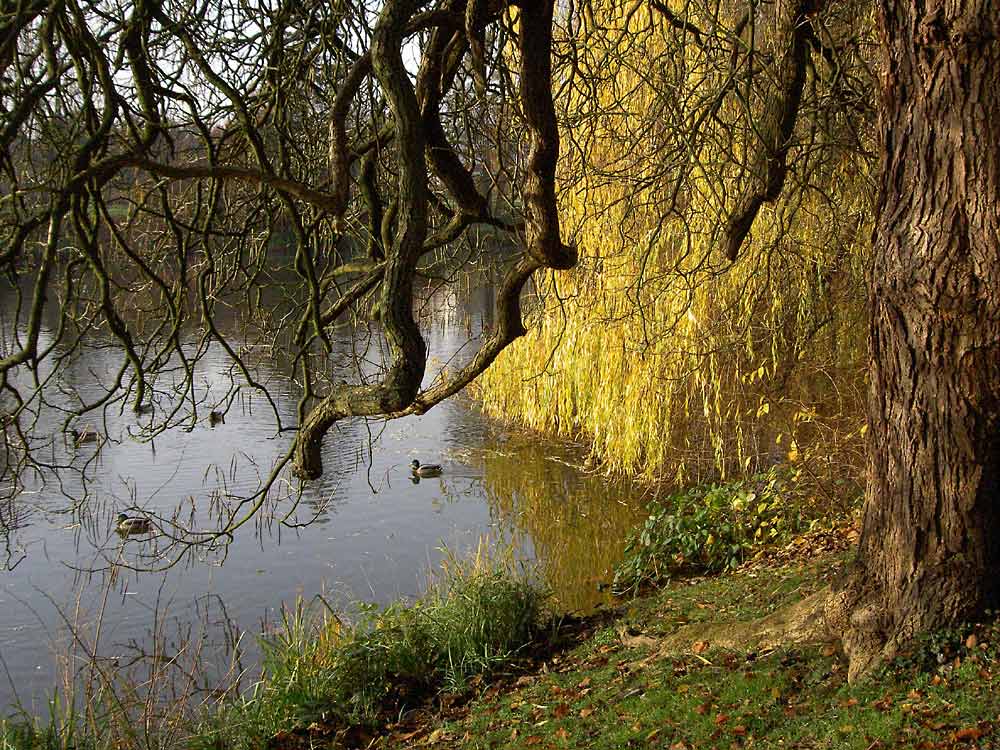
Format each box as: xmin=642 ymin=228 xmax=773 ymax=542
xmin=613 ymin=467 xmax=802 ymax=594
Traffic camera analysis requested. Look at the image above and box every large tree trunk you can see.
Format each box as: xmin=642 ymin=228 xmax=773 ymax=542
xmin=829 ymin=0 xmax=1000 ymax=679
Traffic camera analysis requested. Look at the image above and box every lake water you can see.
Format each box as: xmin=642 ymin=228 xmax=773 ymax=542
xmin=0 ymin=276 xmax=646 ymax=712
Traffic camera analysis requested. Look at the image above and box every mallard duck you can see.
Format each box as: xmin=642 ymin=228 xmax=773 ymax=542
xmin=70 ymin=428 xmax=100 ymax=446
xmin=116 ymin=513 xmax=152 ymax=535
xmin=209 ymin=410 xmax=225 ymax=426
xmin=411 ymin=459 xmax=442 ymax=478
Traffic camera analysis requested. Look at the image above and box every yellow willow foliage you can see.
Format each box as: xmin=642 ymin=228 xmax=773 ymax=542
xmin=479 ymin=2 xmax=874 ymax=485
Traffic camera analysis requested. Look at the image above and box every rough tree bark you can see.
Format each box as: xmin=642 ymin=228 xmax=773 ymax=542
xmin=827 ymin=0 xmax=1000 ymax=680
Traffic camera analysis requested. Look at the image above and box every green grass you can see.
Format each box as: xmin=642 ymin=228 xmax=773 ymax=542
xmin=1 ymin=555 xmax=547 ymax=750
xmin=196 ymin=555 xmax=547 ymax=749
xmin=424 ymin=555 xmax=1000 ymax=749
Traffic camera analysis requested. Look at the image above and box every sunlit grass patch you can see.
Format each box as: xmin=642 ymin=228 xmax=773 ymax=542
xmin=201 ymin=546 xmax=548 ymax=748
xmin=437 ymin=557 xmax=1000 ymax=750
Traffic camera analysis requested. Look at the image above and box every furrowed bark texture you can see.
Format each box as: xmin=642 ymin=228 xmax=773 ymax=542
xmin=829 ymin=0 xmax=1000 ymax=680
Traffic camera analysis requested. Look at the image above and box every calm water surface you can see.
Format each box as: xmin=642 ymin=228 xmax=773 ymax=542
xmin=0 ymin=281 xmax=646 ymax=711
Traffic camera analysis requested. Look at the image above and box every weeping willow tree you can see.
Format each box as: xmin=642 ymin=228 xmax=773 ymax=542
xmin=479 ymin=1 xmax=876 ymax=486
xmin=479 ymin=0 xmax=1000 ymax=683
xmin=8 ymin=0 xmax=999 ymax=681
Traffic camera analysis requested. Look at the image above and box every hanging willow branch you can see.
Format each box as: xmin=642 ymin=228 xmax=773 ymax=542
xmin=0 ymin=0 xmax=576 ymax=498
xmin=723 ymin=0 xmax=818 ymax=261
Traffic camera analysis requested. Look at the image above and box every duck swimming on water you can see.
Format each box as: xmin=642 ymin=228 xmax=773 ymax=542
xmin=411 ymin=460 xmax=443 ymax=478
xmin=70 ymin=428 xmax=100 ymax=446
xmin=116 ymin=513 xmax=152 ymax=535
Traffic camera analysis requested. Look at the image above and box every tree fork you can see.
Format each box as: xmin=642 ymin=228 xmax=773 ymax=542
xmin=292 ymin=0 xmax=576 ymax=479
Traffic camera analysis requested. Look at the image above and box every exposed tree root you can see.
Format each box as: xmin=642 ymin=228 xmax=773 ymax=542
xmin=822 ymin=567 xmax=890 ymax=683
xmin=658 ymin=587 xmax=832 ymax=658
xmin=654 ymin=565 xmax=903 ymax=683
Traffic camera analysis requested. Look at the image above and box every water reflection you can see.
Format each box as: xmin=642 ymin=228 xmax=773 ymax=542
xmin=473 ymin=437 xmax=646 ymax=613
xmin=0 ymin=277 xmax=641 ymax=712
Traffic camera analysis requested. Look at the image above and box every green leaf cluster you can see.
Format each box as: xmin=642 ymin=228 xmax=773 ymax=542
xmin=613 ymin=467 xmax=802 ymax=594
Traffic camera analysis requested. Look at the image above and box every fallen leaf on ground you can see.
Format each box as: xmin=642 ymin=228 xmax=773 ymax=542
xmin=872 ymin=694 xmax=893 ymax=711
xmin=953 ymin=727 xmax=984 ymax=741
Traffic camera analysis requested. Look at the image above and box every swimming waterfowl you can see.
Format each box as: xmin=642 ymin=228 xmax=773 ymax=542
xmin=411 ymin=460 xmax=442 ymax=478
xmin=70 ymin=428 xmax=100 ymax=446
xmin=116 ymin=513 xmax=152 ymax=535
xmin=209 ymin=411 xmax=225 ymax=426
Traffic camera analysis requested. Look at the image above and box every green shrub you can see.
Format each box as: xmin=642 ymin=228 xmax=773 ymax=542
xmin=613 ymin=467 xmax=802 ymax=594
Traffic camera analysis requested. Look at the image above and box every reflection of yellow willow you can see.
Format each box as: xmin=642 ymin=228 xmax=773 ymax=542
xmin=477 ymin=447 xmax=647 ymax=613
xmin=480 ymin=3 xmax=872 ymax=485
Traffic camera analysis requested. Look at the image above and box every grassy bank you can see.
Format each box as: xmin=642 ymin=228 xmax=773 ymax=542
xmin=202 ymin=557 xmax=547 ymax=750
xmin=389 ymin=546 xmax=1000 ymax=749
xmin=2 ymin=553 xmax=549 ymax=750
xmin=8 ymin=495 xmax=1000 ymax=749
